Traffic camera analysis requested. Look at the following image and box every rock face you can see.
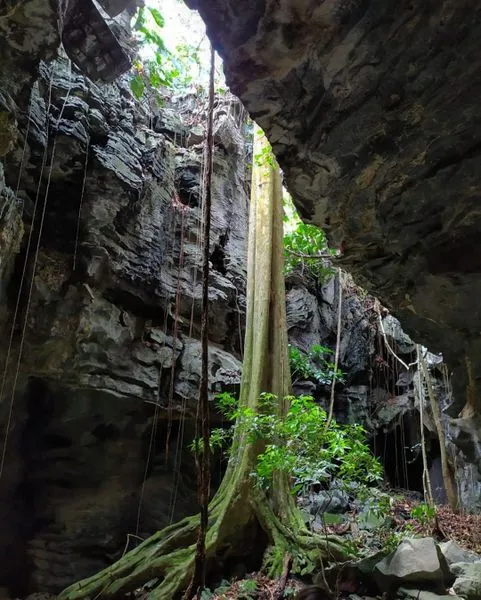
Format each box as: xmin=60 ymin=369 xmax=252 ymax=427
xmin=0 ymin=57 xmax=248 ymax=594
xmin=0 ymin=0 xmax=59 ymax=156
xmin=398 ymin=589 xmax=462 ymax=600
xmin=189 ymin=0 xmax=481 ymax=415
xmin=440 ymin=541 xmax=480 ymax=567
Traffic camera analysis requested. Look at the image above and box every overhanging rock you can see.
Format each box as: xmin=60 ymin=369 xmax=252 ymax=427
xmin=62 ymin=0 xmax=136 ymax=81
xmin=188 ymin=0 xmax=481 ymax=410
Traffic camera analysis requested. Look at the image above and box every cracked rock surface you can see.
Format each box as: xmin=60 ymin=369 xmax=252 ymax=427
xmin=0 ymin=57 xmax=248 ymax=593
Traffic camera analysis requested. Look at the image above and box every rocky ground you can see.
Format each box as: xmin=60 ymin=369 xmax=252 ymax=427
xmin=5 ymin=493 xmax=481 ymax=600
xmin=184 ymin=495 xmax=481 ymax=600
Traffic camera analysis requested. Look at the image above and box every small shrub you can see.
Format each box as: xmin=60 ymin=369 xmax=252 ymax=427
xmin=192 ymin=393 xmax=383 ymax=496
xmin=410 ymin=502 xmax=436 ymax=526
xmin=288 ymin=343 xmax=345 ymax=385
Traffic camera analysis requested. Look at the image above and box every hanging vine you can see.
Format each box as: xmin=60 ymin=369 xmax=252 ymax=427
xmin=0 ymin=64 xmax=71 ymax=479
xmin=185 ymin=43 xmax=215 ymax=599
xmin=326 ymin=268 xmax=343 ymax=429
xmin=419 ymin=350 xmax=458 ymax=510
xmin=415 ymin=345 xmax=434 ymax=507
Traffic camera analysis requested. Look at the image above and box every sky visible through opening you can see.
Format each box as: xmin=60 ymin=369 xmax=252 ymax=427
xmin=141 ymin=0 xmax=226 ymax=90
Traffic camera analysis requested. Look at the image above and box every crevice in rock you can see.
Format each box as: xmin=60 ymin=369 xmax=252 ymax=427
xmin=210 ymin=230 xmax=228 ymax=275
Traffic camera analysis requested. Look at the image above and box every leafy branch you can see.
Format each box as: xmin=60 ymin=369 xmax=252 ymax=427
xmin=283 ymin=194 xmax=336 ymax=282
xmin=129 ymin=6 xmax=203 ymax=101
xmin=191 ymin=393 xmax=383 ymax=495
xmin=288 ymin=344 xmax=345 ymax=385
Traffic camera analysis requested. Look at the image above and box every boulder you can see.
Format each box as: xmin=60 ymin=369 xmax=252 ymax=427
xmin=450 ymin=562 xmax=481 ymax=600
xmin=439 ymin=541 xmax=480 ymax=568
xmin=308 ymin=490 xmax=350 ymax=515
xmin=398 ymin=588 xmax=463 ymax=600
xmin=374 ymin=538 xmax=451 ymax=592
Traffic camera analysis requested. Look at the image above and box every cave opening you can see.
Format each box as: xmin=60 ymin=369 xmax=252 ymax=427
xmin=1 ymin=378 xmax=54 ymax=597
xmin=374 ymin=417 xmax=424 ymax=494
xmin=374 ymin=417 xmax=448 ymax=504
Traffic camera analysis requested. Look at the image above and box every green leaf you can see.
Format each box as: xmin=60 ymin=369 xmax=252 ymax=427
xmin=138 ymin=27 xmax=166 ymax=52
xmin=130 ymin=75 xmax=145 ymax=99
xmin=148 ymin=7 xmax=165 ymax=28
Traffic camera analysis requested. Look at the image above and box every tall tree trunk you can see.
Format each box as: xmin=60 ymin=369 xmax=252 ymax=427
xmin=418 ymin=352 xmax=458 ymax=510
xmin=416 ymin=345 xmax=434 ymax=507
xmin=58 ymin=126 xmax=347 ymax=600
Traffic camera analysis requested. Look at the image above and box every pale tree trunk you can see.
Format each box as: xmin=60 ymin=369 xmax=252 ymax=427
xmin=416 ymin=345 xmax=434 ymax=507
xmin=58 ymin=126 xmax=347 ymax=600
xmin=418 ymin=352 xmax=458 ymax=510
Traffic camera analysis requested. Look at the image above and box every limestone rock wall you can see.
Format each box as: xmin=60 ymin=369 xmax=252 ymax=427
xmin=0 ymin=56 xmax=248 ymax=594
xmin=286 ymin=269 xmax=481 ymax=512
xmin=1 ymin=2 xmax=481 ymax=594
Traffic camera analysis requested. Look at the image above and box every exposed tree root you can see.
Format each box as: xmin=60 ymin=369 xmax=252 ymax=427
xmin=60 ymin=430 xmax=348 ymax=600
xmin=59 ymin=483 xmax=350 ymax=600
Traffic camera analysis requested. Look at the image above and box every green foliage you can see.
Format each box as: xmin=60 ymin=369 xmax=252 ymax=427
xmin=237 ymin=579 xmax=258 ymax=599
xmin=342 ymin=538 xmax=364 ymax=558
xmin=410 ymin=502 xmax=436 ymax=525
xmin=282 ymin=194 xmax=336 ymax=282
xmin=149 ymin=7 xmax=165 ymax=29
xmin=288 ymin=343 xmax=345 ymax=385
xmin=379 ymin=528 xmax=413 ymax=554
xmin=130 ymin=7 xmax=203 ymax=101
xmin=192 ymin=393 xmax=382 ymax=495
xmin=130 ymin=74 xmax=145 ymax=100
xmin=293 ymin=548 xmax=321 ymax=576
xmin=373 ymin=494 xmax=393 ymax=518
xmin=284 ymin=222 xmax=336 ymax=282
xmin=189 ymin=426 xmax=231 ymax=454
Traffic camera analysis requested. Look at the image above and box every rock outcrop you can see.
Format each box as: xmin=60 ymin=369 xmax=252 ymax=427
xmin=0 ymin=56 xmax=248 ymax=593
xmin=451 ymin=562 xmax=481 ymax=600
xmin=374 ymin=537 xmax=451 ymax=593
